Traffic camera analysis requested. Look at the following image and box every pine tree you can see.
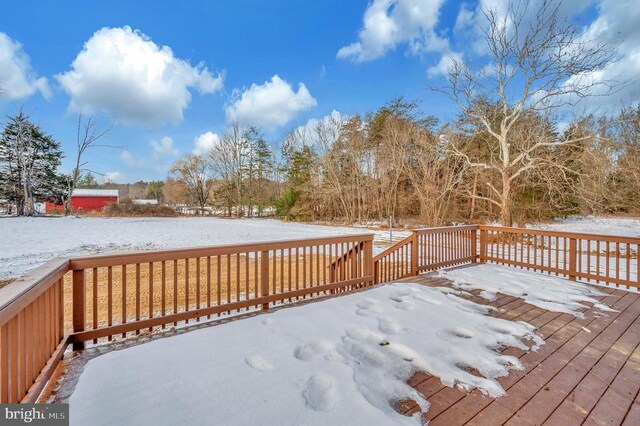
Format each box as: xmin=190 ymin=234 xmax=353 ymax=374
xmin=0 ymin=111 xmax=64 ymax=216
xmin=252 ymin=136 xmax=272 ymax=216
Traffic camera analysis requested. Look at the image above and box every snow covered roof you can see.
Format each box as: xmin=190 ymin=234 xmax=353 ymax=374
xmin=72 ymin=189 xmax=119 ymax=198
xmin=132 ymin=199 xmax=158 ymax=205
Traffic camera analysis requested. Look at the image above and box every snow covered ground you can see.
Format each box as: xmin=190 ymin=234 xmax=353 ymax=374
xmin=69 ymin=281 xmax=544 ymax=426
xmin=1 ymin=215 xmax=637 ymax=281
xmin=0 ymin=217 xmax=409 ymax=280
xmin=528 ymin=216 xmax=640 ymax=237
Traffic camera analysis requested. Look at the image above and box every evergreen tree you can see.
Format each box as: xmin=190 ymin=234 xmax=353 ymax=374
xmin=276 ymin=143 xmax=315 ymax=219
xmin=0 ymin=111 xmax=64 ymax=216
xmin=252 ymin=137 xmax=272 ymax=216
xmin=77 ymin=172 xmax=99 ymax=187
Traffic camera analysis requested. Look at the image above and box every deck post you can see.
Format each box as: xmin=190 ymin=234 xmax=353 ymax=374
xmin=363 ymin=237 xmax=374 ymax=286
xmin=411 ymin=231 xmax=419 ymax=276
xmin=479 ymin=229 xmax=486 ymax=263
xmin=261 ymin=250 xmax=270 ymax=310
xmin=72 ymin=269 xmax=85 ymax=350
xmin=568 ymin=238 xmax=577 ymax=281
xmin=471 ymin=228 xmax=478 ymax=262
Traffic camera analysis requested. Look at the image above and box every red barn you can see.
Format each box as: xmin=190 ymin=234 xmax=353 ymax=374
xmin=46 ymin=189 xmax=119 ymax=213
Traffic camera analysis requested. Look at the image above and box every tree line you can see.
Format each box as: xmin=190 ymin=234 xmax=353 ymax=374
xmin=1 ymin=0 xmax=638 ymax=226
xmin=167 ymin=0 xmax=638 ymax=226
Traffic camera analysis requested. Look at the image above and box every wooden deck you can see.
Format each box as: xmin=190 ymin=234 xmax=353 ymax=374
xmin=395 ymin=272 xmax=640 ymax=426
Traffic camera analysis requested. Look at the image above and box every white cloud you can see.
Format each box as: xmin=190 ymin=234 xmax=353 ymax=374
xmin=225 ymin=75 xmax=317 ymax=131
xmin=427 ymin=51 xmax=463 ymax=78
xmin=445 ymin=0 xmax=640 ymax=114
xmin=120 ymin=150 xmax=145 ymax=168
xmin=193 ymin=131 xmax=221 ymax=155
xmin=561 ymin=0 xmax=640 ymax=112
xmin=337 ymin=0 xmax=448 ymax=62
xmin=103 ymin=171 xmax=125 ymax=183
xmin=0 ymin=32 xmax=51 ymax=100
xmin=56 ymin=26 xmax=224 ymax=127
xmin=150 ymin=136 xmax=178 ymax=159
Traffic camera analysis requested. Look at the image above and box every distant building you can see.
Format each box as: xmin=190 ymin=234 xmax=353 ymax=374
xmin=46 ymin=189 xmax=119 ymax=213
xmin=132 ymin=199 xmax=158 ymax=205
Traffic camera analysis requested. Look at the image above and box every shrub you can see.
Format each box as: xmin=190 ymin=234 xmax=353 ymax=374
xmin=103 ymin=200 xmax=178 ymax=217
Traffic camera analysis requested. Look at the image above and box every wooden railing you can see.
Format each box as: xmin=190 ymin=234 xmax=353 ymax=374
xmin=415 ymin=225 xmax=478 ymax=272
xmin=0 ymin=234 xmax=374 ymax=403
xmin=0 ymin=259 xmax=69 ymax=403
xmin=67 ymin=235 xmax=374 ymax=347
xmin=373 ymin=225 xmax=478 ymax=283
xmin=373 ymin=235 xmax=415 ymax=284
xmin=1 ymin=224 xmax=638 ymax=404
xmin=478 ymin=225 xmax=639 ymax=290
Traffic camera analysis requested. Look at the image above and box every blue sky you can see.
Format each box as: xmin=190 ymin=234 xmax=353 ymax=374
xmin=0 ymin=0 xmax=637 ymax=182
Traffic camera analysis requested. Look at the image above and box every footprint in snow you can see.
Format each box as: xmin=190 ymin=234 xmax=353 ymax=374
xmin=303 ymin=374 xmax=337 ymax=412
xmin=378 ymin=317 xmax=402 ymax=334
xmin=245 ymin=354 xmax=273 ymax=372
xmin=294 ymin=340 xmax=335 ymax=361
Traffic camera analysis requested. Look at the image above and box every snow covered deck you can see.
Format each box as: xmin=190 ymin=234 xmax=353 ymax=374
xmin=397 ymin=273 xmax=640 ymax=425
xmin=47 ymin=265 xmax=640 ymax=426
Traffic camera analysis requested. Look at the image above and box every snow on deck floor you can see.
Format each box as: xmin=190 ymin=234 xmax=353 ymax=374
xmin=69 ymin=282 xmax=544 ymax=426
xmin=440 ymin=264 xmax=615 ymax=317
xmin=0 ymin=217 xmax=408 ymax=280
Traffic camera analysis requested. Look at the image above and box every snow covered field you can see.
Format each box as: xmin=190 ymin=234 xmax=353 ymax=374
xmin=67 ymin=266 xmax=612 ymax=426
xmin=0 ymin=217 xmax=408 ymax=280
xmin=1 ymin=215 xmax=638 ymax=281
xmin=527 ymin=215 xmax=640 ymax=237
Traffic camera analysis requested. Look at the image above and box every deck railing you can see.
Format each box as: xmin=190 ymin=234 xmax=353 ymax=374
xmin=0 ymin=259 xmax=69 ymax=403
xmin=68 ymin=235 xmax=374 ymax=348
xmin=0 ymin=234 xmax=374 ymax=403
xmin=1 ymin=224 xmax=638 ymax=404
xmin=478 ymin=225 xmax=639 ymax=290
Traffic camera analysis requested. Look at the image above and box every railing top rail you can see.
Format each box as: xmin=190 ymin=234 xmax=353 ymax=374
xmin=373 ymin=234 xmax=413 ymax=263
xmin=479 ymin=225 xmax=640 ymax=244
xmin=413 ymin=225 xmax=479 ymax=234
xmin=69 ymin=234 xmax=375 ymax=270
xmin=0 ymin=258 xmax=69 ymax=326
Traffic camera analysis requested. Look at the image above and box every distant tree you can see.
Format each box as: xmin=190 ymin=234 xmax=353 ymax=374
xmin=435 ymin=0 xmax=618 ymax=226
xmin=170 ymin=154 xmax=211 ymax=212
xmin=0 ymin=110 xmax=64 ymax=216
xmin=277 ymin=142 xmax=315 ymax=219
xmin=145 ymin=181 xmax=164 ymax=202
xmin=209 ymin=122 xmax=250 ymax=217
xmin=76 ymin=171 xmax=99 ymax=187
xmin=62 ymin=113 xmax=112 ymax=215
xmin=252 ymin=137 xmax=273 ymax=216
xmin=163 ymin=178 xmax=189 ymax=205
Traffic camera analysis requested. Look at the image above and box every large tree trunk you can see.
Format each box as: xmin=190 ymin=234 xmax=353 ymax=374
xmin=500 ymin=175 xmax=513 ymax=227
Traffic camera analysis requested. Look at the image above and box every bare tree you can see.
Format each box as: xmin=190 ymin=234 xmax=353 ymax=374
xmin=62 ymin=112 xmax=112 ymax=215
xmin=435 ymin=0 xmax=618 ymax=226
xmin=208 ymin=122 xmax=249 ymax=217
xmin=170 ymin=154 xmax=211 ymax=212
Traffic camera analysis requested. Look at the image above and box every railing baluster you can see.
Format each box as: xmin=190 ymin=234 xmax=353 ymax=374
xmin=107 ymin=266 xmax=113 ymax=340
xmin=149 ymin=262 xmax=154 ymax=330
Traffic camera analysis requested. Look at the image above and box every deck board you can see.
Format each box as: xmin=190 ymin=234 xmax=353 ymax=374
xmin=393 ymin=272 xmax=640 ymax=426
